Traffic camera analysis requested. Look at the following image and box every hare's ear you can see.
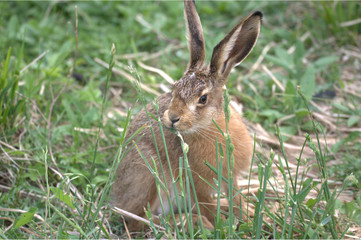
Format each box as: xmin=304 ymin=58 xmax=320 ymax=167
xmin=184 ymin=0 xmax=205 ymax=69
xmin=210 ymin=11 xmax=262 ymax=84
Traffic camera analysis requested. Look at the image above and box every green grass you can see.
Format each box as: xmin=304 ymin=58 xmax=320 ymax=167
xmin=1 ymin=1 xmax=361 ymax=239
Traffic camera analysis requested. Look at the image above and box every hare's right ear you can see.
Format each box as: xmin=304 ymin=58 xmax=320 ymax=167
xmin=184 ymin=0 xmax=206 ymax=70
xmin=210 ymin=11 xmax=262 ymax=85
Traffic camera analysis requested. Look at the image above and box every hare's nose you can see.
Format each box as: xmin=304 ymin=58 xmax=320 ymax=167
xmin=169 ymin=114 xmax=180 ymax=125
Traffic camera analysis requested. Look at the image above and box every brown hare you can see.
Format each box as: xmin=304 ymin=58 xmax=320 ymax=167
xmin=111 ymin=0 xmax=262 ymax=231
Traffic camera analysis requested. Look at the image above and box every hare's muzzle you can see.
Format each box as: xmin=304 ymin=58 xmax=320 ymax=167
xmin=163 ymin=109 xmax=181 ymax=128
xmin=169 ymin=114 xmax=180 ymax=125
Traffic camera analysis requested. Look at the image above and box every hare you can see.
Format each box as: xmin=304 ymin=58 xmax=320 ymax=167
xmin=111 ymin=0 xmax=262 ymax=231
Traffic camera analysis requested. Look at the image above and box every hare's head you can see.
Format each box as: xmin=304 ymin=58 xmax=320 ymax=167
xmin=163 ymin=0 xmax=262 ymax=134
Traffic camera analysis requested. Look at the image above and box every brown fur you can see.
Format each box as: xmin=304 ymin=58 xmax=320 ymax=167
xmin=110 ymin=0 xmax=262 ymax=231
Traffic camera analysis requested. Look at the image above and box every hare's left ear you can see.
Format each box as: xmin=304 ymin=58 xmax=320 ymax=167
xmin=184 ymin=0 xmax=206 ymax=70
xmin=210 ymin=11 xmax=262 ymax=84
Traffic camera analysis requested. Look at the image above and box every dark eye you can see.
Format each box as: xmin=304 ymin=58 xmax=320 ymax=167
xmin=198 ymin=94 xmax=207 ymax=104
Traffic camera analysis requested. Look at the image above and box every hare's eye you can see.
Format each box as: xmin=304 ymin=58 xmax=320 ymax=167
xmin=198 ymin=94 xmax=207 ymax=104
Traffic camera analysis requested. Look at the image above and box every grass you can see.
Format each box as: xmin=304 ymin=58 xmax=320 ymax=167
xmin=1 ymin=1 xmax=361 ymax=238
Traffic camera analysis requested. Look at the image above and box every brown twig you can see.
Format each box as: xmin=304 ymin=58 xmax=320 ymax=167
xmin=244 ymin=42 xmax=274 ymax=79
xmin=0 ymin=184 xmax=47 ymax=200
xmin=1 ymin=217 xmax=14 ymax=233
xmin=0 ymin=140 xmax=18 ymax=151
xmin=122 ymin=216 xmax=132 ymax=240
xmin=112 ymin=206 xmax=166 ymax=231
xmin=94 ymin=58 xmax=160 ymax=96
xmin=0 ymin=143 xmax=19 ymax=168
xmin=0 ymin=207 xmax=45 ymax=222
xmin=262 ymin=65 xmax=285 ymax=92
xmin=20 ymin=50 xmax=49 ymax=75
xmin=135 ymin=14 xmax=174 ymax=43
xmin=117 ymin=43 xmax=183 ymax=62
xmin=15 ymin=92 xmax=48 ymax=123
xmin=137 ymin=61 xmax=174 ymax=85
xmin=20 ymin=226 xmax=43 ymax=238
xmin=339 ymin=18 xmax=361 ymax=27
xmin=287 ymin=31 xmax=311 ymax=54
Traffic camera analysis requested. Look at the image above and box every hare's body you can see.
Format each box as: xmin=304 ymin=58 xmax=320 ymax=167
xmin=111 ymin=0 xmax=262 ymax=231
xmin=111 ymin=93 xmax=252 ymax=230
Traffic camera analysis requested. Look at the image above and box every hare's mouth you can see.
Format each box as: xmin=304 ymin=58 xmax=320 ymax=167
xmin=164 ymin=121 xmax=193 ymax=134
xmin=163 ymin=109 xmax=203 ymax=134
xmin=164 ymin=120 xmax=210 ymax=136
xmin=162 ymin=116 xmax=195 ymax=134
